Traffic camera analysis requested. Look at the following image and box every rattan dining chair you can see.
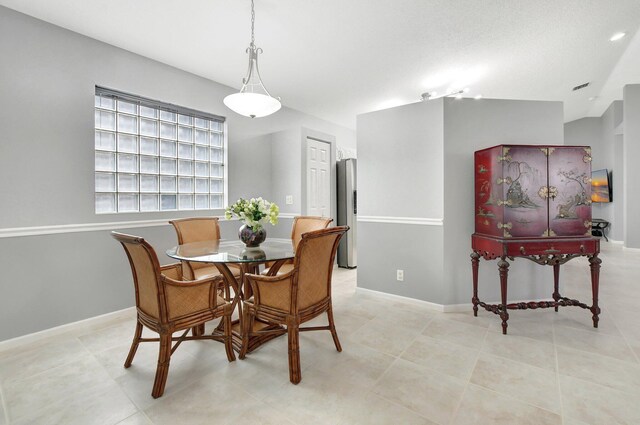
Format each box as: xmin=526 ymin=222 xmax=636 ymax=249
xmin=112 ymin=232 xmax=235 ymax=399
xmin=240 ymin=226 xmax=348 ymax=384
xmin=169 ymin=217 xmax=241 ymax=284
xmin=262 ymin=216 xmax=333 ymax=276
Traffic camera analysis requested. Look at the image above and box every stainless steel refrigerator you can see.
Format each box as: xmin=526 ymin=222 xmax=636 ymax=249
xmin=337 ymin=158 xmax=357 ymax=268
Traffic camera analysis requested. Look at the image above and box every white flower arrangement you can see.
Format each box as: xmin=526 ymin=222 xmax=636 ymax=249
xmin=225 ymin=197 xmax=279 ymax=231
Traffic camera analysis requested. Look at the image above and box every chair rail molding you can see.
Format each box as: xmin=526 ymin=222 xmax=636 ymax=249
xmin=0 ymin=214 xmax=300 ymax=239
xmin=357 ymin=215 xmax=443 ymax=226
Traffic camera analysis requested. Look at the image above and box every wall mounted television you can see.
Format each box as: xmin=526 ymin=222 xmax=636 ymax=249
xmin=591 ymin=169 xmax=612 ymax=203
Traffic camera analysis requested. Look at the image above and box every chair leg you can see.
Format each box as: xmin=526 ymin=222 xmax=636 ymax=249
xmin=327 ymin=306 xmax=342 ymax=352
xmin=124 ymin=321 xmax=143 ymax=368
xmin=224 ymin=313 xmax=236 ymax=362
xmin=287 ymin=323 xmax=301 ymax=384
xmin=191 ymin=324 xmax=205 ymax=336
xmin=239 ymin=306 xmax=253 ymax=359
xmin=151 ymin=333 xmax=172 ymax=398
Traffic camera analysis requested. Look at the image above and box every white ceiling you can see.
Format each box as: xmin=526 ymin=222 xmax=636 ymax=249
xmin=2 ymin=0 xmax=640 ymax=129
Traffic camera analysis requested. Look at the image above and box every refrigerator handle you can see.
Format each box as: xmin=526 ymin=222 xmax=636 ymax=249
xmin=353 ymin=190 xmax=357 ymax=215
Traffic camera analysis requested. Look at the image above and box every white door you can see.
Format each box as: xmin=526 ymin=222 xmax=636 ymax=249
xmin=306 ymin=138 xmax=331 ymax=217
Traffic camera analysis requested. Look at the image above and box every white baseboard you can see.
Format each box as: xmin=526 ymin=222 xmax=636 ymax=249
xmin=608 ymin=239 xmax=624 ymax=245
xmin=355 ymin=287 xmax=554 ymax=314
xmin=623 ymin=246 xmax=640 ymax=252
xmin=0 ymin=307 xmax=136 ymax=351
xmin=355 ymin=287 xmax=470 ymax=312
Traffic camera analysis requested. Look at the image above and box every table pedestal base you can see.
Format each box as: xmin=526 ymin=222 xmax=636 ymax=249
xmin=229 ymin=319 xmax=286 ymax=353
xmin=213 ymin=316 xmax=287 ymax=354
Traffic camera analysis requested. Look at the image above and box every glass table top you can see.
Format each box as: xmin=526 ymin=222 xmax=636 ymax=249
xmin=166 ymin=239 xmax=295 ymax=263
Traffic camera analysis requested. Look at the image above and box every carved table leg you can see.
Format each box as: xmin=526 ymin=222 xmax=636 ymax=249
xmin=589 ymin=254 xmax=602 ymax=328
xmin=552 ymin=263 xmax=560 ymax=312
xmin=498 ymin=257 xmax=510 ymax=334
xmin=471 ymin=251 xmax=480 ymax=317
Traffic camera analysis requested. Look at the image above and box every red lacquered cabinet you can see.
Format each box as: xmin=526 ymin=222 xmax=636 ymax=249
xmin=471 ymin=145 xmax=601 ymax=334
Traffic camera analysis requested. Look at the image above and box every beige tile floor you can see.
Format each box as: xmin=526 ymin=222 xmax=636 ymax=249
xmin=1 ymin=241 xmax=639 ymax=424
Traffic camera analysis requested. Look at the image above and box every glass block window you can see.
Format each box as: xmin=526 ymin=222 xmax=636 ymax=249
xmin=94 ymin=87 xmax=226 ymax=214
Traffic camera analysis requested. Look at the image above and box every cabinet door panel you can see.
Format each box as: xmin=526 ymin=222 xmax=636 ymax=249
xmin=475 ymin=146 xmax=503 ymax=237
xmin=502 ymin=147 xmax=548 ymax=237
xmin=549 ymin=147 xmax=592 ymax=236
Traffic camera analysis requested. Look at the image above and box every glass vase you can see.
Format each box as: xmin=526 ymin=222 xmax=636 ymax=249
xmin=239 ymin=224 xmax=266 ymax=248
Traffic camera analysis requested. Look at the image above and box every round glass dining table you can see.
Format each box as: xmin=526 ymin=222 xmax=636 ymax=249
xmin=166 ymin=239 xmax=295 ymax=353
xmin=166 ymin=239 xmax=295 ymax=266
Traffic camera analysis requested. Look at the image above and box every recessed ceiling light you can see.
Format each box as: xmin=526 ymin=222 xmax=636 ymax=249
xmin=610 ymin=32 xmax=626 ymax=41
xmin=474 ymin=94 xmax=483 ymax=100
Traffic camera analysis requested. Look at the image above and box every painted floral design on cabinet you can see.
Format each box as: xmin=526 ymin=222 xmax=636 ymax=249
xmin=474 ymin=145 xmax=592 ymax=238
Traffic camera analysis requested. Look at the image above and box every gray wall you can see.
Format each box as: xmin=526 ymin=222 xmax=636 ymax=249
xmin=623 ymin=84 xmax=640 ymax=249
xmin=612 ymin=133 xmax=625 ymax=242
xmin=442 ymin=98 xmax=565 ymax=305
xmin=357 ymin=101 xmax=445 ymax=219
xmin=0 ymin=5 xmax=355 ymax=230
xmin=357 ymin=98 xmax=566 ymax=306
xmin=229 ymin=133 xmax=273 ymax=203
xmin=564 ymin=117 xmax=612 ymax=228
xmin=270 ymin=127 xmax=339 ymax=224
xmin=564 ymin=102 xmax=624 ymax=241
xmin=0 ymin=6 xmax=354 ymax=341
xmin=601 ymin=102 xmax=625 ymax=242
xmin=271 ymin=129 xmax=303 ymax=215
xmin=357 ymin=99 xmax=564 ymax=305
xmin=357 ymin=100 xmax=445 ymax=302
xmin=357 ymin=223 xmax=444 ymax=302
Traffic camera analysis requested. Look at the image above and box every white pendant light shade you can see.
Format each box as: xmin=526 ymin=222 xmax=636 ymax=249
xmin=224 ymin=0 xmax=281 ymax=119
xmin=223 ymin=92 xmax=281 ymax=118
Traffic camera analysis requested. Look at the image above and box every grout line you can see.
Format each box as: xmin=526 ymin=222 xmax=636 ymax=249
xmin=449 ymin=324 xmax=489 ymax=424
xmin=357 ymin=315 xmax=413 ymax=398
xmin=553 ymin=336 xmax=640 ymax=368
xmin=141 ymin=410 xmax=156 ymax=425
xmin=363 ymin=357 xmax=410 ymax=411
xmin=464 ymin=382 xmax=563 ymax=418
xmin=367 ymin=391 xmax=437 ymax=423
xmin=368 ymin=316 xmax=483 ymax=425
xmin=2 ymin=336 xmax=93 ymax=384
xmin=0 ymin=380 xmax=9 ymax=425
xmin=604 ymin=306 xmax=640 ymax=365
xmin=552 ymin=318 xmax=566 ymax=425
xmin=553 ymin=324 xmax=638 ymax=364
xmin=1 ymin=341 xmax=105 ymax=424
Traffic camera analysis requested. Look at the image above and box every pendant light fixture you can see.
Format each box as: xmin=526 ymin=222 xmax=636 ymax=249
xmin=223 ymin=0 xmax=281 ymax=118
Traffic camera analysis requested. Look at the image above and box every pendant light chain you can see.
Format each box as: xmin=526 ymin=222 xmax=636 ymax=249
xmin=250 ymin=0 xmax=255 ymax=47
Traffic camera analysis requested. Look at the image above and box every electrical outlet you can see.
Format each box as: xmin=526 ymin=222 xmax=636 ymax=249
xmin=286 ymin=195 xmax=293 ymax=205
xmin=396 ymin=269 xmax=404 ymax=281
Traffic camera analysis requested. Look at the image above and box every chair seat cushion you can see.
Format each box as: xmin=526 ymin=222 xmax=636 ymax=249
xmin=261 ymin=263 xmax=294 ymax=276
xmin=194 ymin=265 xmax=241 ymax=280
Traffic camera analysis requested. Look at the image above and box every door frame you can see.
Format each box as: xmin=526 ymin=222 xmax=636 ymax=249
xmin=301 ymin=128 xmax=336 ymax=221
